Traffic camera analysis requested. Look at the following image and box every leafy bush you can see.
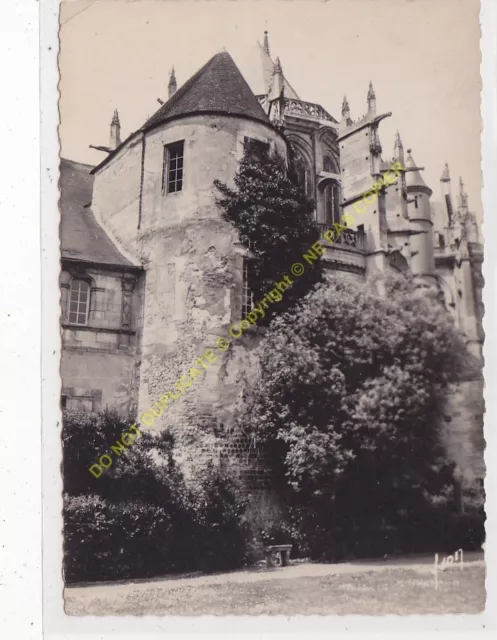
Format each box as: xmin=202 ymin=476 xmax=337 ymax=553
xmin=188 ymin=466 xmax=253 ymax=571
xmin=234 ymin=273 xmax=481 ymax=556
xmin=62 ymin=413 xmax=253 ymax=583
xmin=63 ymin=494 xmax=196 ymax=583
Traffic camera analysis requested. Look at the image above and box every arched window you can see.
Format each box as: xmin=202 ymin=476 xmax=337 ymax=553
xmin=68 ymin=279 xmax=90 ymax=325
xmin=291 ymin=147 xmax=312 ymax=197
xmin=323 ymin=154 xmax=336 ymax=173
xmin=323 ymin=181 xmax=341 ymax=226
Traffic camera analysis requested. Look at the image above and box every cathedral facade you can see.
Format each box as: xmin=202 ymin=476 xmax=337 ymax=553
xmin=59 ymin=34 xmax=484 ymax=489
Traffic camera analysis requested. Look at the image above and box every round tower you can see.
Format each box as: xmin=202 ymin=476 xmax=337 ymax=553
xmin=92 ymin=52 xmax=287 ymax=474
xmin=404 ymin=149 xmax=436 ymax=284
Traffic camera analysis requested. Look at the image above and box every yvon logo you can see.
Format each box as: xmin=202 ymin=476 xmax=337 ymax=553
xmin=434 ymin=549 xmax=464 ymax=590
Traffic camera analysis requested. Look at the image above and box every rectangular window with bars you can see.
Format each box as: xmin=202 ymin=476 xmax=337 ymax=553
xmin=242 ymin=261 xmax=255 ymax=318
xmin=68 ymin=279 xmax=90 ymax=325
xmin=163 ymin=141 xmax=184 ymax=193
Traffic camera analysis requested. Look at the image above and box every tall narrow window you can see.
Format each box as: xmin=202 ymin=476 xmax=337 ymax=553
xmin=291 ymin=147 xmax=312 ymax=198
xmin=164 ymin=141 xmax=184 ymax=193
xmin=242 ymin=261 xmax=255 ymax=318
xmin=68 ymin=279 xmax=90 ymax=325
xmin=324 ymin=182 xmax=341 ymax=226
xmin=323 ymin=154 xmax=337 ymax=173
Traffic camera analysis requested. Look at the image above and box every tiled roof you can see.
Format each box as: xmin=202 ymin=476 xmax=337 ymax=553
xmin=60 ymin=158 xmax=137 ymax=268
xmin=142 ymin=52 xmax=272 ymax=130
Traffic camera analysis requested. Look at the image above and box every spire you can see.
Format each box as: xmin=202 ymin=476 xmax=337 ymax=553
xmin=109 ymin=109 xmax=121 ymax=149
xmin=394 ymin=130 xmax=404 ymax=165
xmin=263 ymin=30 xmax=270 ymax=56
xmin=367 ymin=81 xmax=376 ymax=117
xmin=268 ymin=56 xmax=284 ymax=100
xmin=440 ymin=163 xmax=453 ymax=224
xmin=168 ymin=66 xmax=177 ymax=98
xmin=367 ymin=81 xmax=376 ymax=101
xmin=341 ymin=95 xmax=350 ymax=120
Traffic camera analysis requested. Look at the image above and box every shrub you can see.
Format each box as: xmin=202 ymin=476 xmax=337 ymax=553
xmin=62 ymin=412 xmax=254 ymax=582
xmin=188 ymin=466 xmax=253 ymax=572
xmin=63 ymin=494 xmax=199 ymax=583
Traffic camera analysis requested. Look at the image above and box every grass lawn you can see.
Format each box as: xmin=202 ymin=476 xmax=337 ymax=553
xmin=65 ymin=563 xmax=485 ymax=616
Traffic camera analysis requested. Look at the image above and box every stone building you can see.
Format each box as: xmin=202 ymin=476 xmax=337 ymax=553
xmin=59 ymin=34 xmax=484 ymax=490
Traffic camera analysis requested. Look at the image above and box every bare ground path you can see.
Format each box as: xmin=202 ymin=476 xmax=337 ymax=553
xmin=65 ymin=551 xmax=485 ymax=616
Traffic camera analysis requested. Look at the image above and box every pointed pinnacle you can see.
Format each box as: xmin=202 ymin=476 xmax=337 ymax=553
xmin=111 ymin=109 xmax=120 ymax=125
xmin=274 ymin=56 xmax=282 ymax=73
xmin=441 ymin=162 xmax=451 ymax=182
xmin=341 ymin=95 xmax=350 ymax=116
xmin=367 ymin=81 xmax=376 ymax=100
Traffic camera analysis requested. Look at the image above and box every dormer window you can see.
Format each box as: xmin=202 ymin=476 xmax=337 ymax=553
xmin=68 ymin=279 xmax=90 ymax=325
xmin=163 ymin=141 xmax=184 ymax=193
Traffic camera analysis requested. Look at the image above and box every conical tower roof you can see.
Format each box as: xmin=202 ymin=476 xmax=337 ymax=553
xmin=404 ymin=149 xmax=431 ymax=193
xmin=142 ymin=52 xmax=271 ymax=130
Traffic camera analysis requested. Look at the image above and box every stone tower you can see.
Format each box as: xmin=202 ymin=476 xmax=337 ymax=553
xmin=404 ymin=149 xmax=436 ymax=284
xmin=90 ymin=52 xmax=287 ymax=471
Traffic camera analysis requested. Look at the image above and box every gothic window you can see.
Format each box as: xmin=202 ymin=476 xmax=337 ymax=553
xmin=242 ymin=260 xmax=255 ymax=318
xmin=292 ymin=148 xmax=312 ymax=197
xmin=68 ymin=279 xmax=90 ymax=325
xmin=163 ymin=140 xmax=184 ymax=193
xmin=323 ymin=154 xmax=336 ymax=173
xmin=323 ymin=181 xmax=341 ymax=227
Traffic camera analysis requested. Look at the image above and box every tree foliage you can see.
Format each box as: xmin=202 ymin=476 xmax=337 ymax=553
xmin=239 ymin=273 xmax=477 ymax=527
xmin=62 ymin=410 xmax=252 ymax=582
xmin=214 ymin=147 xmax=322 ymax=317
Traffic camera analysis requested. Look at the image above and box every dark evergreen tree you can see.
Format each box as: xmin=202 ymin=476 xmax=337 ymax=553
xmin=214 ymin=147 xmax=323 ymax=319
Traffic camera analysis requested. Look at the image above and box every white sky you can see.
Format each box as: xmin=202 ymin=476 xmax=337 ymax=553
xmin=59 ymin=0 xmax=482 ymax=217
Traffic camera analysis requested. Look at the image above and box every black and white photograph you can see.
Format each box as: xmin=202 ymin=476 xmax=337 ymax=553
xmin=56 ymin=0 xmax=485 ymax=617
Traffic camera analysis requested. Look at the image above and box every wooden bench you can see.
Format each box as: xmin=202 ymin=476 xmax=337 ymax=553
xmin=264 ymin=544 xmax=292 ymax=568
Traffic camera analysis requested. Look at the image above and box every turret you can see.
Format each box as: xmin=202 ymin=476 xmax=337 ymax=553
xmin=109 ymin=109 xmax=121 ymax=150
xmin=405 ymin=149 xmax=435 ymax=282
xmin=168 ymin=67 xmax=177 ymax=98
xmin=367 ymin=81 xmax=376 ymax=118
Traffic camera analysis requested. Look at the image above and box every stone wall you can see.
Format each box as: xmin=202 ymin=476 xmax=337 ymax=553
xmin=60 ymin=264 xmax=142 ymax=415
xmin=442 ymin=379 xmax=485 ymax=483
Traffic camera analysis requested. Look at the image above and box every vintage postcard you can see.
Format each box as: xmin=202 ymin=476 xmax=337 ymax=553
xmin=57 ymin=0 xmax=485 ymax=617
